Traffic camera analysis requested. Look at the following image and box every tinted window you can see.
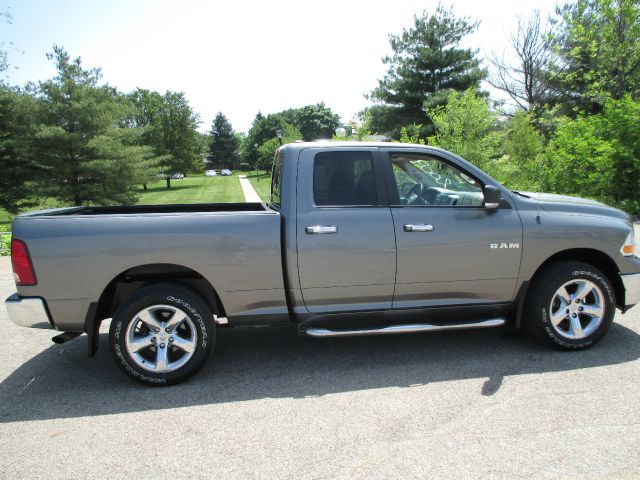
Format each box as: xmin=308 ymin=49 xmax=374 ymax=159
xmin=270 ymin=150 xmax=283 ymax=208
xmin=313 ymin=151 xmax=376 ymax=206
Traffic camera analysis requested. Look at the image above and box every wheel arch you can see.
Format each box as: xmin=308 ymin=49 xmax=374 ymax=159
xmin=529 ymin=248 xmax=624 ymax=310
xmin=97 ymin=263 xmax=226 ymax=319
xmin=87 ymin=263 xmax=226 ymax=356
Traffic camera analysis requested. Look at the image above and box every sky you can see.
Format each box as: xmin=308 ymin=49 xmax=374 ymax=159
xmin=1 ymin=0 xmax=559 ymax=133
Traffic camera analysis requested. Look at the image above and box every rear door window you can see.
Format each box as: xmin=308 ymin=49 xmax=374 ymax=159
xmin=313 ymin=151 xmax=377 ymax=206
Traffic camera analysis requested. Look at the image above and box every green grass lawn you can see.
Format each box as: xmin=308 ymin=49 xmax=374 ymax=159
xmin=137 ymin=173 xmax=244 ymax=204
xmin=246 ymin=170 xmax=271 ymax=202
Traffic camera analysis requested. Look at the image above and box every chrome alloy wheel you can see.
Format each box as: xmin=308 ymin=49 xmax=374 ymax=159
xmin=548 ymin=279 xmax=605 ymax=340
xmin=125 ymin=304 xmax=198 ymax=373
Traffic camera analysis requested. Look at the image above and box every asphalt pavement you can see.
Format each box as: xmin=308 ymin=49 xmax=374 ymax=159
xmin=1 ymin=249 xmax=639 ymax=479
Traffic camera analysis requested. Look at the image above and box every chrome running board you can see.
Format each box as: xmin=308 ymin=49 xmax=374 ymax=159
xmin=301 ymin=318 xmax=506 ymax=338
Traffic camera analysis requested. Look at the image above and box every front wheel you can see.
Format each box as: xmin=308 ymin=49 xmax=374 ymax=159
xmin=109 ymin=283 xmax=215 ymax=385
xmin=524 ymin=261 xmax=616 ymax=349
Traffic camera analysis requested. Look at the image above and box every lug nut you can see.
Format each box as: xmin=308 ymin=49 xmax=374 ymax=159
xmin=151 ymin=337 xmax=157 ymax=343
xmin=169 ymin=337 xmax=174 ymax=343
xmin=575 ymin=299 xmax=581 ymax=304
xmin=154 ymin=328 xmax=160 ymax=333
xmin=159 ymin=343 xmax=166 ymax=348
xmin=165 ymin=327 xmax=171 ymax=333
xmin=572 ymin=313 xmax=577 ymax=318
xmin=565 ymin=309 xmax=570 ymax=314
xmin=578 ymin=306 xmax=584 ymax=312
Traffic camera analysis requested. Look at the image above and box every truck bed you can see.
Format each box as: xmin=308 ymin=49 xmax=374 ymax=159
xmin=20 ymin=202 xmax=267 ymax=217
xmin=12 ymin=202 xmax=287 ymax=331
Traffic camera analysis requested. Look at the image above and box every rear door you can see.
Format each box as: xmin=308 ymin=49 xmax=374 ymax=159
xmin=296 ymin=147 xmax=396 ymax=314
xmin=381 ymin=148 xmax=522 ymax=309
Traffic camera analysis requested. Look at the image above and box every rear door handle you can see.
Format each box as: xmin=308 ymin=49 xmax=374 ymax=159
xmin=305 ymin=225 xmax=338 ymax=234
xmin=403 ymin=224 xmax=434 ymax=232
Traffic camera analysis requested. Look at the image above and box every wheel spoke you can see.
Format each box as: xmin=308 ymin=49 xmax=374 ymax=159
xmin=125 ymin=303 xmax=199 ymax=374
xmin=165 ymin=310 xmax=188 ymax=332
xmin=171 ymin=334 xmax=195 ymax=354
xmin=570 ymin=316 xmax=584 ymax=338
xmin=572 ymin=281 xmax=593 ymax=302
xmin=556 ymin=286 xmax=571 ymax=306
xmin=138 ymin=309 xmax=162 ymax=331
xmin=581 ymin=304 xmax=603 ymax=319
xmin=155 ymin=345 xmax=169 ymax=371
xmin=550 ymin=308 xmax=567 ymax=327
xmin=128 ymin=334 xmax=154 ymax=353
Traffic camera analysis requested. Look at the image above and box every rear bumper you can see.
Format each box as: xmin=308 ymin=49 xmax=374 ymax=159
xmin=5 ymin=293 xmax=54 ymax=329
xmin=621 ymin=273 xmax=640 ymax=308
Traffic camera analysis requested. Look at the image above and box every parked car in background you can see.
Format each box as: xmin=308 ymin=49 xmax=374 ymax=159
xmin=220 ymin=169 xmax=232 ymax=176
xmin=170 ymin=173 xmax=184 ymax=180
xmin=205 ymin=170 xmax=217 ymax=177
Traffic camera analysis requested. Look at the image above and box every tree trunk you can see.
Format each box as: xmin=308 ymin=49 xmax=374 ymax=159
xmin=166 ymin=177 xmax=171 ymax=189
xmin=143 ymin=183 xmax=148 ymax=191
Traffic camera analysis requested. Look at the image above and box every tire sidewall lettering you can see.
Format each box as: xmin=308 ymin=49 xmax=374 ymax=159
xmin=570 ymin=270 xmax=614 ymax=303
xmin=167 ymin=295 xmax=208 ymax=348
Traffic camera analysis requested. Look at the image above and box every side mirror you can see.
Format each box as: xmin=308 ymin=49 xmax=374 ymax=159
xmin=483 ymin=185 xmax=502 ymax=209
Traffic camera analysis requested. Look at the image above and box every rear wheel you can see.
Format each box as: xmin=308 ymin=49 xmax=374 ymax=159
xmin=109 ymin=283 xmax=215 ymax=385
xmin=524 ymin=261 xmax=615 ymax=349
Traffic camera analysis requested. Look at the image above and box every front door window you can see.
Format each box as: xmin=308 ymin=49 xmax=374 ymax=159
xmin=390 ymin=153 xmax=484 ymax=207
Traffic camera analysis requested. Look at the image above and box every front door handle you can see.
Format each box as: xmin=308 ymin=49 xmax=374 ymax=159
xmin=403 ymin=224 xmax=434 ymax=232
xmin=305 ymin=225 xmax=338 ymax=234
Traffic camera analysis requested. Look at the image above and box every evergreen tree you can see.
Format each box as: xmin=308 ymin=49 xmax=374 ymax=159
xmin=34 ymin=46 xmax=141 ymax=206
xmin=208 ymin=112 xmax=239 ymax=168
xmin=0 ymin=86 xmax=40 ymax=213
xmin=367 ymin=5 xmax=486 ymax=138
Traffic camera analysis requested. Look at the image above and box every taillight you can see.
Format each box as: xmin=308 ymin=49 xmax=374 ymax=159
xmin=11 ymin=239 xmax=37 ymax=286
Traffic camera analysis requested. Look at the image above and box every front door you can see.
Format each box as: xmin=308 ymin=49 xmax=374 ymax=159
xmin=381 ymin=148 xmax=523 ymax=309
xmin=296 ymin=148 xmax=396 ymax=314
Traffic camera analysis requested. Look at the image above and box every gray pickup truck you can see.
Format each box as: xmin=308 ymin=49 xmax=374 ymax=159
xmin=5 ymin=142 xmax=640 ymax=385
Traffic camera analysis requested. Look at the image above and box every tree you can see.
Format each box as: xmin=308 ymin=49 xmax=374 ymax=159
xmin=546 ymin=96 xmax=640 ymax=213
xmin=489 ymin=11 xmax=553 ymax=116
xmin=281 ymin=103 xmax=340 ymax=141
xmin=241 ymin=113 xmax=288 ymax=168
xmin=208 ymin=112 xmax=239 ymax=168
xmin=113 ymin=123 xmax=162 ymax=191
xmin=427 ymin=89 xmax=502 ymax=172
xmin=548 ymin=0 xmax=640 ymax=114
xmin=0 ymin=86 xmax=40 ymax=213
xmin=366 ymin=5 xmax=486 ymax=138
xmin=33 ymin=46 xmax=141 ymax=206
xmin=256 ymin=123 xmax=301 ymax=170
xmin=500 ymin=111 xmax=546 ymax=190
xmin=129 ymin=88 xmax=200 ymax=188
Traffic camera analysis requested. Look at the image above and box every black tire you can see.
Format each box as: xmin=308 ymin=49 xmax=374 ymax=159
xmin=109 ymin=283 xmax=215 ymax=386
xmin=524 ymin=261 xmax=615 ymax=350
